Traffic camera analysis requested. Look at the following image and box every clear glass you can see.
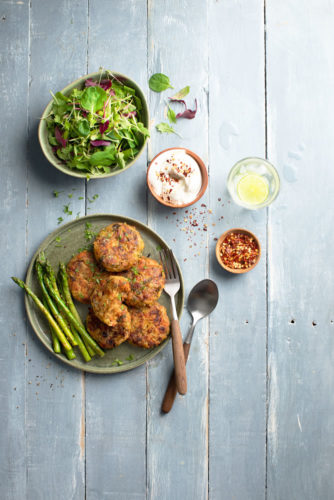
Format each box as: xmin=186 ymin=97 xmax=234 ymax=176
xmin=227 ymin=157 xmax=280 ymax=209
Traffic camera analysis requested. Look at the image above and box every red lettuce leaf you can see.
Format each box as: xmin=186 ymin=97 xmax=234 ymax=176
xmin=55 ymin=126 xmax=67 ymax=147
xmin=85 ymin=78 xmax=115 ymax=92
xmin=175 ymin=99 xmax=197 ymax=119
xmin=91 ymin=140 xmax=111 ymax=147
xmin=122 ymin=111 xmax=137 ymax=118
xmin=99 ymin=121 xmax=109 ymax=134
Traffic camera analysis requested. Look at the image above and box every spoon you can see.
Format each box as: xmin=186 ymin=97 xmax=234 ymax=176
xmin=161 ymin=279 xmax=219 ymax=413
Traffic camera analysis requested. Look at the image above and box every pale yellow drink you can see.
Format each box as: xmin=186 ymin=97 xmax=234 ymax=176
xmin=237 ymin=173 xmax=269 ymax=205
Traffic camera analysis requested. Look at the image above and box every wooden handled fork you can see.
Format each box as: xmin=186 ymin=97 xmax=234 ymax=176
xmin=159 ymin=249 xmax=187 ymax=395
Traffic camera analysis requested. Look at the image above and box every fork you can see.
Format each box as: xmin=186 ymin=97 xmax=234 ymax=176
xmin=159 ymin=249 xmax=187 ymax=395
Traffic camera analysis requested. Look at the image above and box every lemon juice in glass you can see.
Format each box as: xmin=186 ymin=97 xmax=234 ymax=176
xmin=227 ymin=157 xmax=280 ymax=209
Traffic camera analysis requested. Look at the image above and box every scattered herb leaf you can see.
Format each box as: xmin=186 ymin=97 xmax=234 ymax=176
xmin=156 ymin=122 xmax=181 ymax=136
xmin=149 ymin=73 xmax=173 ymax=92
xmin=68 ymin=193 xmax=73 ymax=198
xmin=78 ymin=196 xmax=84 ymax=200
xmin=170 ymin=86 xmax=190 ymax=100
xmin=55 ymin=236 xmax=61 ymax=243
xmin=57 ymin=217 xmax=64 ymax=225
xmin=131 ymin=266 xmax=139 ymax=276
xmin=53 ymin=190 xmax=63 ymax=198
xmin=175 ymin=99 xmax=198 ymax=119
xmin=167 ymin=104 xmax=177 ymax=124
xmin=126 ymin=354 xmax=134 ymax=361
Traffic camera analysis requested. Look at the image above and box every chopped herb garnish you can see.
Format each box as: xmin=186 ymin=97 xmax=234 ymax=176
xmin=112 ymin=358 xmax=123 ymax=366
xmin=126 ymin=354 xmax=134 ymax=361
xmin=63 ymin=204 xmax=72 ymax=215
xmin=88 ymin=194 xmax=99 ymax=203
xmin=84 ymin=222 xmax=97 ymax=241
xmin=53 ymin=190 xmax=63 ymax=198
xmin=156 ymin=245 xmax=163 ymax=252
xmin=55 ymin=236 xmax=61 ymax=243
xmin=78 ymin=196 xmax=84 ymax=200
xmin=131 ymin=266 xmax=139 ymax=276
xmin=57 ymin=217 xmax=64 ymax=225
xmin=68 ymin=193 xmax=73 ymax=198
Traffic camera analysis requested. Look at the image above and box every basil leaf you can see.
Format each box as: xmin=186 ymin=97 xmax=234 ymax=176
xmin=170 ymin=86 xmax=190 ymax=100
xmin=80 ymin=86 xmax=107 ymax=113
xmin=167 ymin=105 xmax=177 ymax=124
xmin=149 ymin=73 xmax=173 ymax=92
xmin=156 ymin=122 xmax=181 ymax=136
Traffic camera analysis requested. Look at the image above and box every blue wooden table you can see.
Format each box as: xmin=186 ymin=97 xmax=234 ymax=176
xmin=1 ymin=1 xmax=334 ymax=499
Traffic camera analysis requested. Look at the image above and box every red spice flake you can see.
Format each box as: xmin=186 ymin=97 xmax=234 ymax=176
xmin=201 ymin=203 xmax=206 ymax=207
xmin=214 ymin=238 xmax=218 ymax=241
xmin=219 ymin=232 xmax=259 ymax=270
xmin=218 ymin=198 xmax=221 ymax=202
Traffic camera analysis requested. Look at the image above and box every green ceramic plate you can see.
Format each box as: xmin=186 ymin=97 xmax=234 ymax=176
xmin=25 ymin=214 xmax=184 ymax=374
xmin=38 ymin=71 xmax=149 ymax=179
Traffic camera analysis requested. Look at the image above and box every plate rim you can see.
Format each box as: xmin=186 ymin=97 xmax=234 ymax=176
xmin=25 ymin=213 xmax=184 ymax=374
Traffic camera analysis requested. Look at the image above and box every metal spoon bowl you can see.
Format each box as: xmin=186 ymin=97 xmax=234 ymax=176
xmin=185 ymin=279 xmax=219 ymax=344
xmin=162 ymin=279 xmax=219 ymax=413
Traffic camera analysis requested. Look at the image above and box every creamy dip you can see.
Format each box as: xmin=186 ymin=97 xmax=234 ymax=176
xmin=148 ymin=149 xmax=202 ymax=205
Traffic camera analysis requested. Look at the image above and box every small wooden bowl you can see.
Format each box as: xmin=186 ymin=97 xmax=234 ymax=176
xmin=215 ymin=228 xmax=261 ymax=274
xmin=147 ymin=147 xmax=208 ymax=208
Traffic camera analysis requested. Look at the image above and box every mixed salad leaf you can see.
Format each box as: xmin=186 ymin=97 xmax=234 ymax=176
xmin=46 ymin=71 xmax=149 ymax=175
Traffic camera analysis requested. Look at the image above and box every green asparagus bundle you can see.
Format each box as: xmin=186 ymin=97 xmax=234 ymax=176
xmin=11 ymin=253 xmax=105 ymax=362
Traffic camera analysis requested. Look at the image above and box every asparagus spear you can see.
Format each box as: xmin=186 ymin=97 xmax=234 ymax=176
xmin=57 ymin=276 xmax=92 ymax=363
xmin=43 ymin=297 xmax=61 ymax=354
xmin=35 ymin=261 xmax=78 ymax=347
xmin=59 ymin=263 xmax=95 ymax=357
xmin=11 ymin=277 xmax=74 ymax=357
xmin=44 ymin=276 xmax=105 ymax=357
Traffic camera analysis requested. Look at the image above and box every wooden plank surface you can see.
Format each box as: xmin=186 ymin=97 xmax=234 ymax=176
xmin=0 ymin=2 xmax=29 ymax=499
xmin=208 ymin=1 xmax=267 ymax=499
xmin=85 ymin=1 xmax=148 ymax=499
xmin=25 ymin=1 xmax=87 ymax=498
xmin=146 ymin=1 xmax=210 ymax=499
xmin=266 ymin=2 xmax=334 ymax=499
xmin=2 ymin=1 xmax=334 ymax=499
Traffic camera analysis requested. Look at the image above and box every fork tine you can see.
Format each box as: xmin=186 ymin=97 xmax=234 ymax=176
xmin=168 ymin=248 xmax=179 ymax=279
xmin=159 ymin=250 xmax=170 ymax=279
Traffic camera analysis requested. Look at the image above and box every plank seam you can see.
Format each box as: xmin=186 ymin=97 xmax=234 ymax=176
xmin=206 ymin=1 xmax=210 ymax=498
xmin=25 ymin=1 xmax=32 ymax=496
xmin=264 ymin=1 xmax=269 ymax=499
xmin=146 ymin=1 xmax=149 ymax=498
xmin=84 ymin=2 xmax=90 ymax=498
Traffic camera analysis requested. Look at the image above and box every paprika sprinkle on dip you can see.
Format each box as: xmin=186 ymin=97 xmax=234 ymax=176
xmin=216 ymin=229 xmax=261 ymax=274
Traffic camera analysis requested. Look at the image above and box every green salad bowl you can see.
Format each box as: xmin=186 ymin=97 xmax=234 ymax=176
xmin=38 ymin=71 xmax=149 ymax=179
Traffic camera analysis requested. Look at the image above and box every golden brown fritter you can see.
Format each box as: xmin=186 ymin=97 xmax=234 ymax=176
xmin=94 ymin=222 xmax=144 ymax=272
xmin=86 ymin=308 xmax=131 ymax=349
xmin=90 ymin=276 xmax=130 ymax=326
xmin=128 ymin=303 xmax=170 ymax=349
xmin=66 ymin=250 xmax=108 ymax=304
xmin=122 ymin=257 xmax=165 ymax=308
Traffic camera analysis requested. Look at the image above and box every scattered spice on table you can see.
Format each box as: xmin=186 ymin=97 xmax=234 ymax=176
xmin=219 ymin=232 xmax=259 ymax=270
